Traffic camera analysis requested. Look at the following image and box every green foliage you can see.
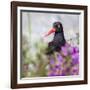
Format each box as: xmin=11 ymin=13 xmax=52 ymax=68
xmin=21 ymin=36 xmax=49 ymax=78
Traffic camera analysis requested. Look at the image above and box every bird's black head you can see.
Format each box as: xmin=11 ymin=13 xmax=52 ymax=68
xmin=44 ymin=21 xmax=64 ymax=37
xmin=53 ymin=22 xmax=63 ymax=33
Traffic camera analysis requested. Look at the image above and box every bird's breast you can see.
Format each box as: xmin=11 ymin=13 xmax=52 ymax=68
xmin=54 ymin=33 xmax=64 ymax=42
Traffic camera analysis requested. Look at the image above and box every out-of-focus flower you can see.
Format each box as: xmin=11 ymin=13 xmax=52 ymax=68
xmin=74 ymin=46 xmax=79 ymax=53
xmin=70 ymin=65 xmax=79 ymax=75
xmin=48 ymin=69 xmax=55 ymax=76
xmin=50 ymin=58 xmax=55 ymax=65
xmin=68 ymin=46 xmax=74 ymax=54
xmin=71 ymin=52 xmax=79 ymax=65
xmin=61 ymin=46 xmax=68 ymax=56
xmin=57 ymin=54 xmax=63 ymax=62
xmin=47 ymin=44 xmax=79 ymax=76
xmin=65 ymin=43 xmax=70 ymax=48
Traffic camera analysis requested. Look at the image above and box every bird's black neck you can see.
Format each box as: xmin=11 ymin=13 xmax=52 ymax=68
xmin=54 ymin=32 xmax=66 ymax=46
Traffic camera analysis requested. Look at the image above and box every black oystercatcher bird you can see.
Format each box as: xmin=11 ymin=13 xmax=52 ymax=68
xmin=45 ymin=22 xmax=66 ymax=54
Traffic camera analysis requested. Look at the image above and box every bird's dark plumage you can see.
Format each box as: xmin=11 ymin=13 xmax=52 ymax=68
xmin=46 ymin=22 xmax=66 ymax=54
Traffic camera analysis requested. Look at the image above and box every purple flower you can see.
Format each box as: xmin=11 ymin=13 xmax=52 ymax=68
xmin=65 ymin=43 xmax=70 ymax=48
xmin=50 ymin=58 xmax=55 ymax=65
xmin=74 ymin=47 xmax=79 ymax=53
xmin=68 ymin=46 xmax=79 ymax=54
xmin=61 ymin=46 xmax=68 ymax=56
xmin=73 ymin=69 xmax=78 ymax=73
xmin=55 ymin=65 xmax=60 ymax=68
xmin=68 ymin=46 xmax=74 ymax=54
xmin=66 ymin=67 xmax=70 ymax=72
xmin=48 ymin=73 xmax=55 ymax=76
xmin=70 ymin=66 xmax=79 ymax=75
xmin=57 ymin=54 xmax=63 ymax=62
xmin=47 ymin=44 xmax=79 ymax=76
xmin=49 ymin=67 xmax=55 ymax=71
xmin=71 ymin=53 xmax=79 ymax=65
xmin=55 ymin=65 xmax=61 ymax=70
xmin=60 ymin=70 xmax=66 ymax=76
xmin=61 ymin=73 xmax=66 ymax=76
xmin=48 ymin=67 xmax=56 ymax=76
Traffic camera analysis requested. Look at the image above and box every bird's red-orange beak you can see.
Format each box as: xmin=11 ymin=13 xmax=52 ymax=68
xmin=44 ymin=28 xmax=56 ymax=37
